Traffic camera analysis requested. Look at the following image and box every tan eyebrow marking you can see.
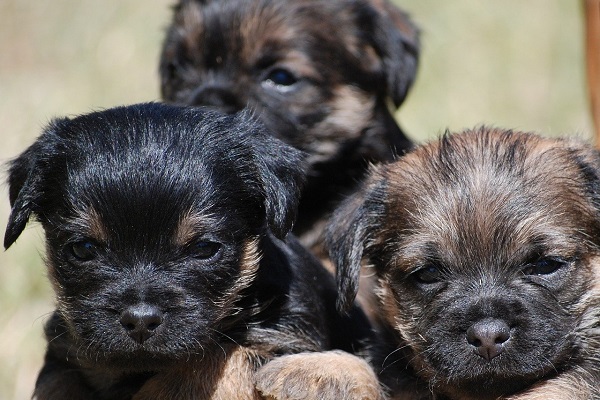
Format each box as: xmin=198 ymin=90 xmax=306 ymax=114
xmin=71 ymin=207 xmax=108 ymax=242
xmin=173 ymin=208 xmax=222 ymax=247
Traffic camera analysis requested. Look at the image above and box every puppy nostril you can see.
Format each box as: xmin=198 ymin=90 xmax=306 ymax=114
xmin=495 ymin=331 xmax=509 ymax=344
xmin=119 ymin=303 xmax=164 ymax=344
xmin=191 ymin=87 xmax=241 ymax=113
xmin=122 ymin=321 xmax=137 ymax=332
xmin=147 ymin=321 xmax=161 ymax=331
xmin=466 ymin=318 xmax=511 ymax=361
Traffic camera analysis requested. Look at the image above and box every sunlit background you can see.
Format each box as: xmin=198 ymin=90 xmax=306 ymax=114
xmin=0 ymin=1 xmax=591 ymax=398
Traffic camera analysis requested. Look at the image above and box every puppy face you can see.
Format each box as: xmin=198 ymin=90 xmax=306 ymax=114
xmin=160 ymin=0 xmax=418 ymax=166
xmin=4 ymin=103 xmax=305 ymax=371
xmin=328 ymin=128 xmax=600 ymax=398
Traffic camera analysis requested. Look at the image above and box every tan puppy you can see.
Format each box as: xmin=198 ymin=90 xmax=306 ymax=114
xmin=327 ymin=127 xmax=600 ymax=399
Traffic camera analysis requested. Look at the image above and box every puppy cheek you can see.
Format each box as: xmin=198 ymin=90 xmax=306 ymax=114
xmin=378 ymin=280 xmax=439 ymax=380
xmin=378 ymin=280 xmax=426 ymax=351
xmin=320 ymin=86 xmax=375 ymax=138
xmin=586 ymin=255 xmax=600 ymax=293
xmin=214 ymin=237 xmax=262 ymax=322
xmin=303 ymin=86 xmax=375 ymax=160
xmin=45 ymin=249 xmax=78 ymax=320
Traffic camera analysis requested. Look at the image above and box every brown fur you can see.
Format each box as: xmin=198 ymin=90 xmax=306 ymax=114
xmin=172 ymin=208 xmax=219 ymax=247
xmin=255 ymin=351 xmax=385 ymax=400
xmin=133 ymin=346 xmax=266 ymax=400
xmin=160 ymin=0 xmax=419 ymax=258
xmin=214 ymin=237 xmax=261 ymax=321
xmin=328 ymin=127 xmax=600 ymax=399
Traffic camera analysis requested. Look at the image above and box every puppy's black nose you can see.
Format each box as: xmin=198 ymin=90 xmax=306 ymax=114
xmin=466 ymin=318 xmax=510 ymax=361
xmin=191 ymin=86 xmax=242 ymax=114
xmin=120 ymin=303 xmax=163 ymax=344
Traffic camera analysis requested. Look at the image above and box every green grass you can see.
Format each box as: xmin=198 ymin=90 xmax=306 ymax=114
xmin=0 ymin=1 xmax=591 ymax=398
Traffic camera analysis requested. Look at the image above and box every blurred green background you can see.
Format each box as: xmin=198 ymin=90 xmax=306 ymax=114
xmin=0 ymin=1 xmax=591 ymax=398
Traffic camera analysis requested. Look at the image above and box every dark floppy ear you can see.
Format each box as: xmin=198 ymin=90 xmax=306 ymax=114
xmin=326 ymin=169 xmax=387 ymax=312
xmin=4 ymin=119 xmax=66 ymax=249
xmin=254 ymin=137 xmax=307 ymax=239
xmin=235 ymin=111 xmax=307 ymax=239
xmin=368 ymin=0 xmax=420 ymax=108
xmin=568 ymin=142 xmax=600 ymax=215
xmin=4 ymin=148 xmax=40 ymax=249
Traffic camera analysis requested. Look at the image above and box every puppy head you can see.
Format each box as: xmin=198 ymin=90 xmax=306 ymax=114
xmin=328 ymin=127 xmax=600 ymax=398
xmin=4 ymin=103 xmax=305 ymax=370
xmin=160 ymin=0 xmax=418 ymax=165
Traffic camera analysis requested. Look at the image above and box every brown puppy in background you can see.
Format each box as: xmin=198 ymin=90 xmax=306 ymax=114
xmin=159 ymin=0 xmax=419 ymax=256
xmin=327 ymin=127 xmax=600 ymax=399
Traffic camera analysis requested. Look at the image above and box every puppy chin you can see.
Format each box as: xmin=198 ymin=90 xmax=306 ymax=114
xmin=51 ymin=301 xmax=212 ymax=371
xmin=444 ymin=378 xmax=533 ymax=400
xmin=82 ymin=350 xmax=179 ymax=372
xmin=416 ymin=298 xmax=576 ymax=397
xmin=426 ymin=350 xmax=561 ymax=399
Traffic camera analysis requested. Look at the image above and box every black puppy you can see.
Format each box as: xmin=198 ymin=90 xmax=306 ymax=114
xmin=4 ymin=103 xmax=370 ymax=399
xmin=160 ymin=0 xmax=419 ymax=255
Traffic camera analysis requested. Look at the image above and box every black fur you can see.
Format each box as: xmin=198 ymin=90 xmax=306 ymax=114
xmin=5 ymin=103 xmax=371 ymax=399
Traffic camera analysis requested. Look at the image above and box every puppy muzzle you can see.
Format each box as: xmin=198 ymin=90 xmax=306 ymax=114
xmin=190 ymin=84 xmax=243 ymax=113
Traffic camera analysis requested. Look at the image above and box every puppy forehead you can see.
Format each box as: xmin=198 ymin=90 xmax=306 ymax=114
xmin=65 ymin=192 xmax=217 ymax=244
xmin=62 ymin=203 xmax=228 ymax=260
xmin=383 ymin=129 xmax=594 ymax=267
xmin=67 ymin=157 xmax=240 ymax=242
xmin=54 ymin=116 xmax=250 ymax=241
xmin=179 ymin=0 xmax=373 ymax=72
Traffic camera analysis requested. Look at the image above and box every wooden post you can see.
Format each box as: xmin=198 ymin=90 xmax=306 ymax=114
xmin=585 ymin=0 xmax=600 ymax=147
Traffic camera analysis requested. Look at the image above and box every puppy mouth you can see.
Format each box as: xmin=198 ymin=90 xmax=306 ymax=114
xmin=67 ymin=305 xmax=213 ymax=368
xmin=79 ymin=328 xmax=207 ymax=371
xmin=413 ymin=310 xmax=575 ymax=388
xmin=420 ymin=327 xmax=569 ymax=395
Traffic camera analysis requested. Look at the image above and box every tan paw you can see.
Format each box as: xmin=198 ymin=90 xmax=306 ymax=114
xmin=255 ymin=351 xmax=384 ymax=400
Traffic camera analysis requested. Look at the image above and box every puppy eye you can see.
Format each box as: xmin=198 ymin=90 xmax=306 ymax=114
xmin=523 ymin=257 xmax=566 ymax=275
xmin=164 ymin=61 xmax=179 ymax=80
xmin=413 ymin=265 xmax=442 ymax=284
xmin=163 ymin=58 xmax=186 ymax=82
xmin=69 ymin=241 xmax=98 ymax=261
xmin=191 ymin=240 xmax=222 ymax=260
xmin=264 ymin=68 xmax=298 ymax=87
